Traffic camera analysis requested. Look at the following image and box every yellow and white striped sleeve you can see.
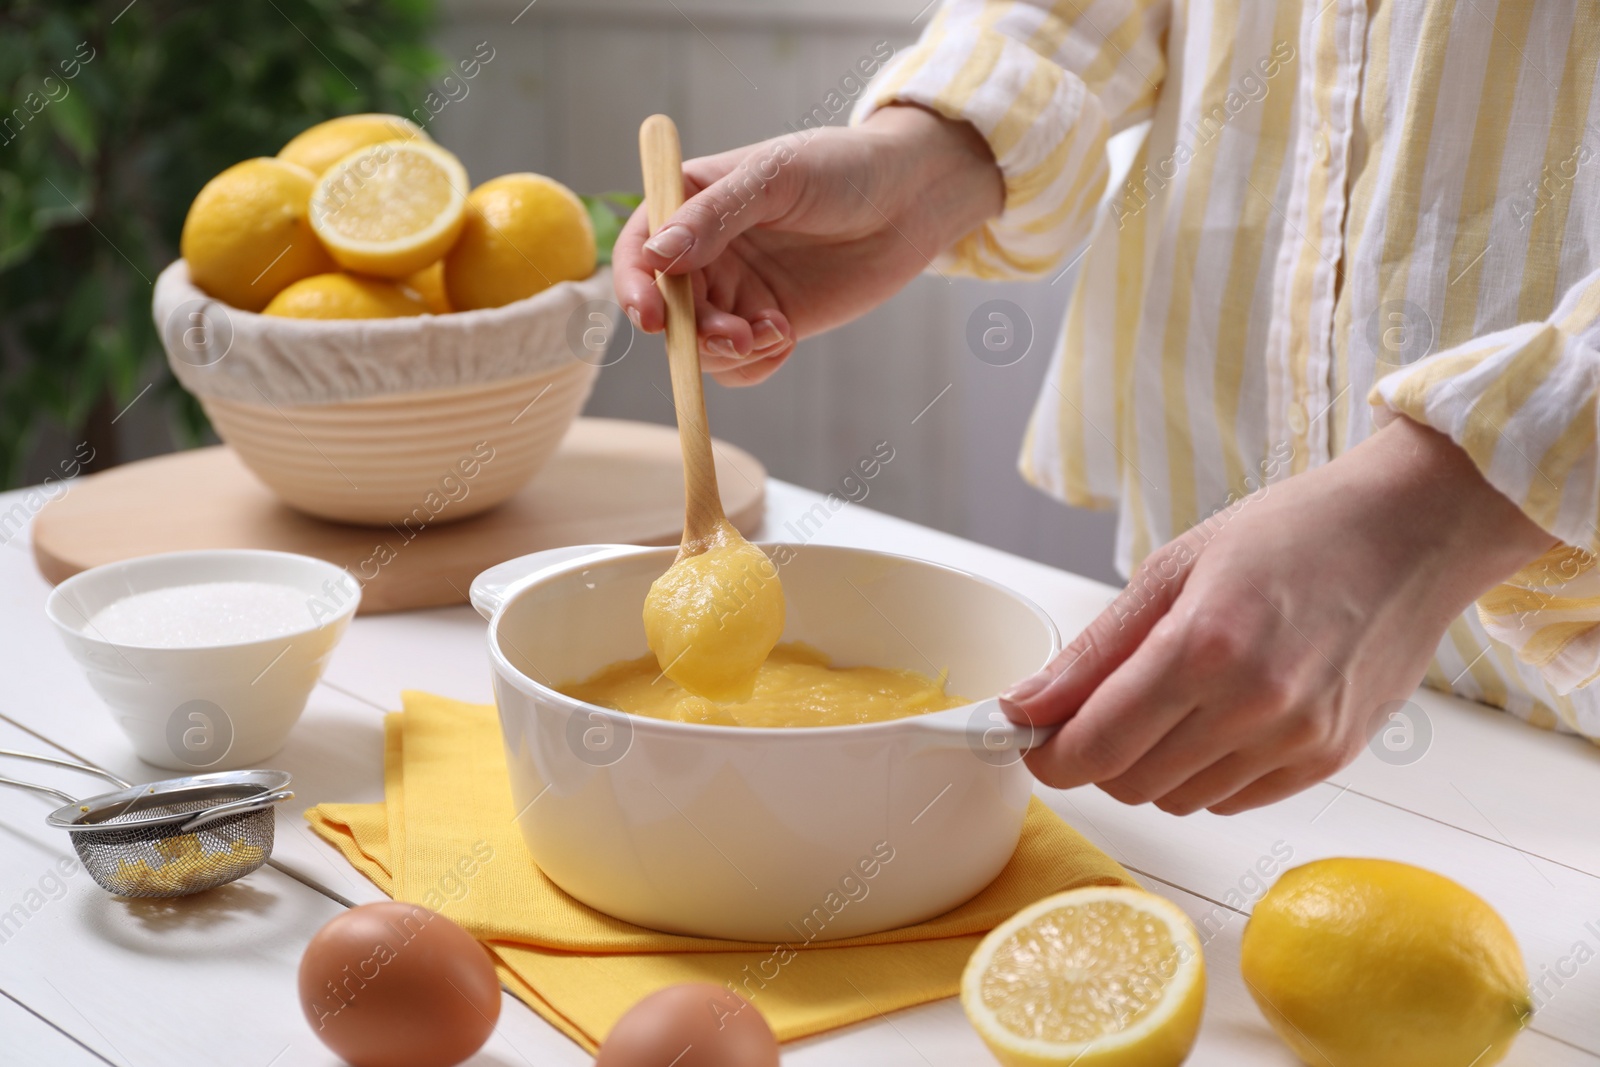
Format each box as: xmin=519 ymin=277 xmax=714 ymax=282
xmin=1371 ymin=269 xmax=1600 ymax=693
xmin=850 ymin=0 xmax=1170 ymax=280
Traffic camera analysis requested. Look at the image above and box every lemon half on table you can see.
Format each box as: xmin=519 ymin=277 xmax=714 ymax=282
xmin=962 ymin=886 xmax=1205 ymax=1067
xmin=309 ymin=140 xmax=469 ymax=279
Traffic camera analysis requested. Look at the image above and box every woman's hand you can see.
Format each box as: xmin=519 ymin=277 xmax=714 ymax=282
xmin=613 ymin=105 xmax=1002 ymax=386
xmin=1004 ymin=418 xmax=1557 ymax=815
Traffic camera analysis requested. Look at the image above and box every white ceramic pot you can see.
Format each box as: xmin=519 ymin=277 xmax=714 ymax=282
xmin=472 ymin=543 xmax=1058 ymax=943
xmin=47 ymin=550 xmax=359 ymax=771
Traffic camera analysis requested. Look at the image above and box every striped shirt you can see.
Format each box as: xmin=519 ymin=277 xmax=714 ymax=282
xmin=854 ymin=0 xmax=1600 ymax=737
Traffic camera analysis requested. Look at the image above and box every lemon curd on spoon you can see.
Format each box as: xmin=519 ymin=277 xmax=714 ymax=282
xmin=642 ymin=532 xmax=786 ymax=702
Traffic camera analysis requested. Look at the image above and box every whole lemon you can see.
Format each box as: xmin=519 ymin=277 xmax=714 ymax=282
xmin=404 ymin=261 xmax=452 ymax=314
xmin=262 ymin=273 xmax=427 ymax=319
xmin=278 ymin=113 xmax=430 ymax=176
xmin=444 ymin=173 xmax=596 ymax=311
xmin=1241 ymin=858 xmax=1531 ymax=1067
xmin=180 ymin=158 xmax=335 ymax=311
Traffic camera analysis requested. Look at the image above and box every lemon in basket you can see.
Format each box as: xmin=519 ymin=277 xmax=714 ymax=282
xmin=961 ymin=886 xmax=1205 ymax=1067
xmin=180 ymin=158 xmax=336 ymax=312
xmin=444 ymin=173 xmax=596 ymax=311
xmin=404 ymin=261 xmax=453 ymax=314
xmin=309 ymin=140 xmax=469 ymax=279
xmin=278 ymin=113 xmax=430 ymax=176
xmin=1241 ymin=858 xmax=1531 ymax=1067
xmin=262 ymin=273 xmax=428 ymax=319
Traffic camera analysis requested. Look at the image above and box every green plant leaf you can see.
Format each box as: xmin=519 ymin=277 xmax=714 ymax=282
xmin=581 ymin=191 xmax=642 ymax=267
xmin=0 ymin=171 xmax=40 ymax=270
xmin=45 ymin=86 xmax=96 ymax=163
xmin=0 ymin=1 xmax=443 ymax=486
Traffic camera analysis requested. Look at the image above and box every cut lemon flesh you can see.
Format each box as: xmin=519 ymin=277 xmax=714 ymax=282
xmin=310 ymin=140 xmax=468 ymax=278
xmin=962 ymin=886 xmax=1205 ymax=1067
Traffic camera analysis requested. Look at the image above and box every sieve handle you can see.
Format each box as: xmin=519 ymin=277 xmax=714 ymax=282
xmin=178 ymin=789 xmax=295 ymax=833
xmin=0 ymin=775 xmax=79 ymax=806
xmin=0 ymin=749 xmax=133 ymax=790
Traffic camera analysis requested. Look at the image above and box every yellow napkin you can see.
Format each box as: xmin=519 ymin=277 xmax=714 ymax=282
xmin=306 ymin=691 xmax=1133 ymax=1052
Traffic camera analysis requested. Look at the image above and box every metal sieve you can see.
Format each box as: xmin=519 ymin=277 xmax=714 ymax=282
xmin=0 ymin=749 xmax=292 ymax=898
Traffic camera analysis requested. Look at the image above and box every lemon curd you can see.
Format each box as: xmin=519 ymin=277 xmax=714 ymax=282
xmin=641 ymin=539 xmax=787 ymax=703
xmin=560 ymin=642 xmax=968 ymax=728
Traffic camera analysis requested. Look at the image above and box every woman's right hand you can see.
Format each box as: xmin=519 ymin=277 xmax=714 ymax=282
xmin=613 ymin=105 xmax=1003 ymax=386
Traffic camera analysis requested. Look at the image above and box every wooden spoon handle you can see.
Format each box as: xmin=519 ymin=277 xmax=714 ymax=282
xmin=639 ymin=113 xmax=727 ymax=548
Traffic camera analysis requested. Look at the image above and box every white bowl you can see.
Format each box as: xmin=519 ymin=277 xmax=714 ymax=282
xmin=47 ymin=550 xmax=359 ymax=771
xmin=471 ymin=543 xmax=1058 ymax=942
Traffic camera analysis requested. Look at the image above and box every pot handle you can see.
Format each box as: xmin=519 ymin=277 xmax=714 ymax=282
xmin=470 ymin=545 xmax=640 ymax=619
xmin=930 ymin=698 xmax=1064 ymax=763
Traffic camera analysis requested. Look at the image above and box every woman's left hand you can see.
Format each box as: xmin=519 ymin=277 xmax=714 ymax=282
xmin=1003 ymin=417 xmax=1556 ymax=815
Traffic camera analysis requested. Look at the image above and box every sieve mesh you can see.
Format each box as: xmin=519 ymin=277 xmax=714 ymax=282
xmin=65 ymin=787 xmax=277 ymax=898
xmin=1 ymin=751 xmax=290 ymax=898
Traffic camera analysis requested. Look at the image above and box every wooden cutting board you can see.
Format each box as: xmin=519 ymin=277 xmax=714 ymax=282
xmin=32 ymin=418 xmax=766 ymax=614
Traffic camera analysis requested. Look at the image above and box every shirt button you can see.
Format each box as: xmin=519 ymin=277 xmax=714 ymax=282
xmin=1317 ymin=123 xmax=1333 ymax=165
xmin=1287 ymin=401 xmax=1308 ymax=436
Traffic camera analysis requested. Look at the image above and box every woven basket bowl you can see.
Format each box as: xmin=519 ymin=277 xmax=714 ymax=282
xmin=199 ymin=362 xmax=596 ymax=525
xmin=155 ymin=261 xmax=611 ymax=526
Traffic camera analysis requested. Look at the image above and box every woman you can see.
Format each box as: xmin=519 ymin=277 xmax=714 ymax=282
xmin=613 ymin=0 xmax=1600 ymax=815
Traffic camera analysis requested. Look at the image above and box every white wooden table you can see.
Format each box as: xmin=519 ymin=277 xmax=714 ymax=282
xmin=2 ymin=478 xmax=1598 ymax=1066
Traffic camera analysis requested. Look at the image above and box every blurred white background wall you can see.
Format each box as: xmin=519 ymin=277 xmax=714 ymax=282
xmin=433 ymin=0 xmax=1139 ymax=584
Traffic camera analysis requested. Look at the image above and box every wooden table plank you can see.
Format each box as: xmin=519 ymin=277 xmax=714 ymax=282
xmin=0 ymin=715 xmax=344 ymax=1067
xmin=780 ymin=878 xmax=1303 ymax=1067
xmin=1331 ymin=684 xmax=1600 ymax=878
xmin=0 ymin=711 xmax=585 ymax=1067
xmin=1047 ymin=780 xmax=1600 ymax=1053
xmin=0 ymin=991 xmax=114 ymax=1067
xmin=783 ymin=874 xmax=1599 ymax=1066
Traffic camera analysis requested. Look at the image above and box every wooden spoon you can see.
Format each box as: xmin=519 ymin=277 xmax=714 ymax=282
xmin=637 ymin=114 xmax=784 ymax=701
xmin=638 ymin=113 xmax=737 ymax=557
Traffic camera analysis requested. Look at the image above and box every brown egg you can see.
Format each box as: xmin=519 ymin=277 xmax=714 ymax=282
xmin=595 ymin=983 xmax=780 ymax=1067
xmin=298 ymin=901 xmax=500 ymax=1067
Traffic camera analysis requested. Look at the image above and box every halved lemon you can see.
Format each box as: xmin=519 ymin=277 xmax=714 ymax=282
xmin=961 ymin=886 xmax=1205 ymax=1067
xmin=309 ymin=140 xmax=468 ymax=278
